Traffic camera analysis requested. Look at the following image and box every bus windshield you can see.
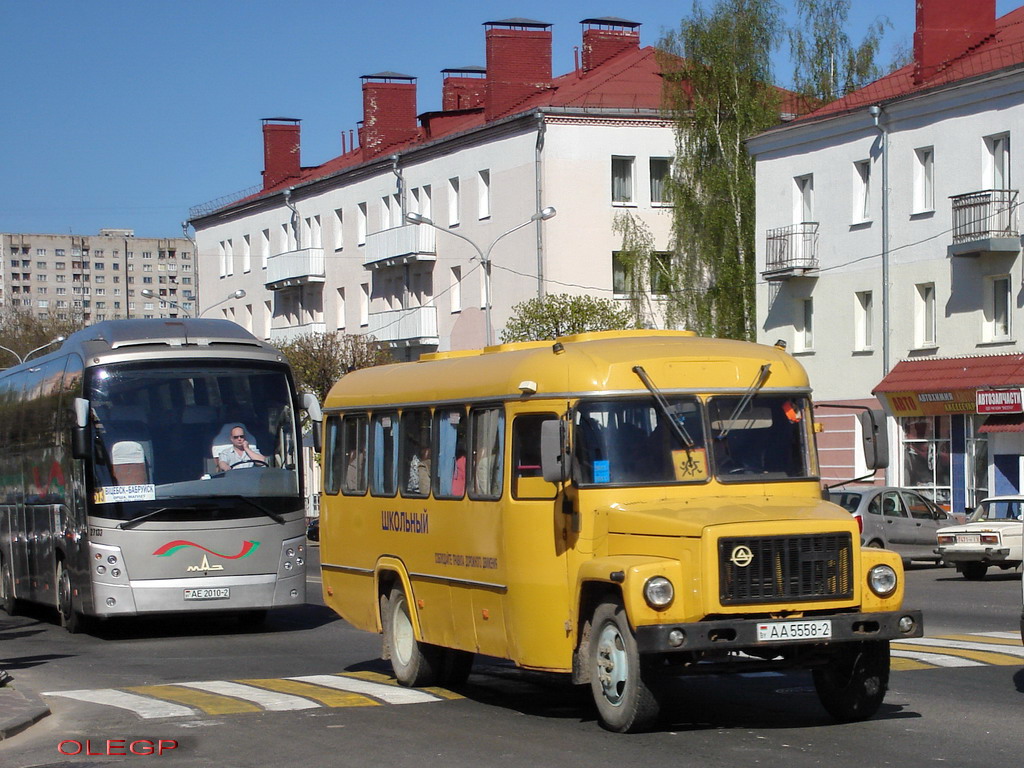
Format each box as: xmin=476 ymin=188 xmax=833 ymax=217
xmin=574 ymin=394 xmax=814 ymax=486
xmin=87 ymin=360 xmax=299 ymax=509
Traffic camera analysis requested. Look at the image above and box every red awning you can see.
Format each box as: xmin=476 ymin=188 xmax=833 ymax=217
xmin=979 ymin=413 xmax=1024 ymax=433
xmin=873 ymin=354 xmax=1024 ymax=394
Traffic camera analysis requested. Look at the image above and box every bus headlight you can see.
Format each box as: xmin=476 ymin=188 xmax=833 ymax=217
xmin=868 ymin=565 xmax=898 ymax=597
xmin=643 ymin=576 xmax=674 ymax=608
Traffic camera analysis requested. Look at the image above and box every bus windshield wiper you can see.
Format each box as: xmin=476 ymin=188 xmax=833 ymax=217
xmin=119 ymin=507 xmax=182 ymax=530
xmin=632 ymin=365 xmax=694 ymax=449
xmin=719 ymin=363 xmax=772 ymax=438
xmin=228 ymin=496 xmax=286 ymax=525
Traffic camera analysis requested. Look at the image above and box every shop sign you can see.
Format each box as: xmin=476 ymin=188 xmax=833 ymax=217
xmin=880 ymin=390 xmax=976 ymax=417
xmin=976 ymin=388 xmax=1024 ymax=414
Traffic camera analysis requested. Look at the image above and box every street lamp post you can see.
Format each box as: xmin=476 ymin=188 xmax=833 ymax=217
xmin=199 ymin=289 xmax=246 ymax=318
xmin=0 ymin=335 xmax=66 ymax=366
xmin=140 ymin=288 xmax=190 ymax=317
xmin=405 ymin=207 xmax=556 ymax=346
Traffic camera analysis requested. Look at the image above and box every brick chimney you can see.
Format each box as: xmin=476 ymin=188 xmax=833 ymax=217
xmin=914 ymin=0 xmax=996 ymax=84
xmin=581 ymin=17 xmax=640 ymax=73
xmin=442 ymin=66 xmax=487 ymax=111
xmin=261 ymin=118 xmax=301 ymax=191
xmin=359 ymin=72 xmax=419 ymax=160
xmin=484 ymin=19 xmax=552 ymax=121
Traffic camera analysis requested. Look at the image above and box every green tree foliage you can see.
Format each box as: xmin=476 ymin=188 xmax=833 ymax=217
xmin=790 ymin=0 xmax=890 ymax=104
xmin=277 ymin=331 xmax=393 ymax=404
xmin=659 ymin=0 xmax=783 ymax=341
xmin=500 ymin=293 xmax=637 ymax=343
xmin=0 ymin=305 xmax=87 ymax=366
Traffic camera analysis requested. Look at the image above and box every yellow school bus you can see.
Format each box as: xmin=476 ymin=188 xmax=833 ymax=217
xmin=319 ymin=330 xmax=922 ymax=732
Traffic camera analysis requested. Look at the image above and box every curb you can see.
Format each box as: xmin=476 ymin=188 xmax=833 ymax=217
xmin=0 ymin=686 xmax=51 ymax=740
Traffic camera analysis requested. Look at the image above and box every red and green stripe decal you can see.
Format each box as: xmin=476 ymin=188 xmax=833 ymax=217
xmin=152 ymin=540 xmax=260 ymax=559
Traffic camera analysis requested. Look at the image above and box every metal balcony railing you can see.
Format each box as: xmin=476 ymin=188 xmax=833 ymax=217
xmin=265 ymin=247 xmax=325 ymax=289
xmin=763 ymin=222 xmax=819 ymax=279
xmin=950 ymin=189 xmax=1019 ymax=244
xmin=363 ymin=224 xmax=436 ymax=268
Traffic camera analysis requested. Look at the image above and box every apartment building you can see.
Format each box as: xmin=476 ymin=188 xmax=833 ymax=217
xmin=189 ymin=18 xmax=679 ymax=358
xmin=748 ymin=0 xmax=1024 ymax=510
xmin=0 ymin=229 xmax=195 ymax=321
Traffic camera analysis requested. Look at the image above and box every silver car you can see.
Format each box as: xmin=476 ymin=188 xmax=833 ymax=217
xmin=829 ymin=485 xmax=961 ymax=566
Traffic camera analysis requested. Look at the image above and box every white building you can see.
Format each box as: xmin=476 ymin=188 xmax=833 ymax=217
xmin=189 ymin=18 xmax=678 ymax=360
xmin=748 ymin=0 xmax=1024 ymax=511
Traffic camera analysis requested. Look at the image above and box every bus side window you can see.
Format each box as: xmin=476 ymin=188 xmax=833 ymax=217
xmin=512 ymin=414 xmax=558 ymax=500
xmin=324 ymin=415 xmax=342 ymax=495
xmin=400 ymin=409 xmax=432 ymax=499
xmin=341 ymin=414 xmax=368 ymax=496
xmin=434 ymin=408 xmax=466 ymax=499
xmin=371 ymin=412 xmax=398 ymax=497
xmin=469 ymin=406 xmax=504 ymax=500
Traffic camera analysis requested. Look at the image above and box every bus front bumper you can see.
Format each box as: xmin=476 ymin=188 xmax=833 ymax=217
xmin=634 ymin=609 xmax=923 ymax=654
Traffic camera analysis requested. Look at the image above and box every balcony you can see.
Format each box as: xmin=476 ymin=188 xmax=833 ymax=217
xmin=948 ymin=189 xmax=1021 ymax=257
xmin=363 ymin=224 xmax=436 ymax=269
xmin=365 ymin=305 xmax=438 ymax=348
xmin=265 ymin=247 xmax=325 ymax=290
xmin=268 ymin=321 xmax=327 ymax=345
xmin=762 ymin=222 xmax=819 ymax=280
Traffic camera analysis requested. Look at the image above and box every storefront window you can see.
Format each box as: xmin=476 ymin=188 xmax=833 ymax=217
xmin=966 ymin=417 xmax=989 ymax=509
xmin=900 ymin=416 xmax=951 ymax=505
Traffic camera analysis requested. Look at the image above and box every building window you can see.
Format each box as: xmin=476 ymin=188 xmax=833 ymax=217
xmin=242 ymin=234 xmax=251 ymax=273
xmin=796 ymin=297 xmax=813 ymax=352
xmin=447 ymin=177 xmax=460 ymax=227
xmin=360 ymin=282 xmax=369 ymax=326
xmin=261 ymin=229 xmax=270 ymax=269
xmin=853 ymin=160 xmax=870 ymax=222
xmin=794 ymin=174 xmax=814 ymax=223
xmin=611 ymin=156 xmax=635 ymax=204
xmin=336 ymin=287 xmax=345 ymax=329
xmin=914 ymin=283 xmax=936 ymax=348
xmin=477 ymin=169 xmax=490 ymax=220
xmin=966 ymin=418 xmax=989 ymax=509
xmin=311 ymin=214 xmax=322 ymax=248
xmin=650 ymin=157 xmax=671 ymax=205
xmin=855 ymin=291 xmax=873 ymax=350
xmin=984 ymin=274 xmax=1011 ymax=341
xmin=985 ymin=133 xmax=1011 ymax=189
xmin=450 ymin=266 xmax=462 ymax=313
xmin=380 ymin=196 xmax=393 ymax=230
xmin=357 ymin=203 xmax=367 ymax=245
xmin=334 ymin=209 xmax=344 ymax=251
xmin=218 ymin=241 xmax=227 ymax=278
xmin=900 ymin=416 xmax=951 ymax=505
xmin=913 ymin=147 xmax=935 ymax=213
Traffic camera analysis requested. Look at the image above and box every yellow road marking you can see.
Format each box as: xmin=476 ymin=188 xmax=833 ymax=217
xmin=238 ymin=677 xmax=381 ymax=707
xmin=345 ymin=669 xmax=465 ymax=700
xmin=892 ymin=644 xmax=1022 ymax=666
xmin=891 ymin=658 xmax=934 ymax=671
xmin=941 ymin=633 xmax=1023 ymax=647
xmin=124 ymin=684 xmax=260 ymax=714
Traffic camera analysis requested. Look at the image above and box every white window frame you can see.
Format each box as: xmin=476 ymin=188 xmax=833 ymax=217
xmin=796 ymin=297 xmax=814 ymax=352
xmin=983 ymin=274 xmax=1012 ymax=342
xmin=450 ymin=266 xmax=462 ymax=313
xmin=360 ymin=282 xmax=370 ymax=326
xmin=611 ymin=156 xmax=635 ymax=205
xmin=913 ymin=146 xmax=935 ymax=213
xmin=794 ymin=174 xmax=814 ymax=223
xmin=336 ymin=287 xmax=346 ymax=330
xmin=242 ymin=234 xmax=251 ymax=273
xmin=261 ymin=229 xmax=270 ymax=269
xmin=853 ymin=160 xmax=871 ymax=223
xmin=855 ymin=290 xmax=873 ymax=351
xmin=985 ymin=133 xmax=1011 ymax=190
xmin=357 ymin=203 xmax=367 ymax=245
xmin=447 ymin=177 xmax=460 ymax=227
xmin=914 ymin=283 xmax=936 ymax=348
xmin=333 ymin=209 xmax=344 ymax=251
xmin=477 ymin=170 xmax=490 ymax=220
xmin=649 ymin=157 xmax=671 ymax=205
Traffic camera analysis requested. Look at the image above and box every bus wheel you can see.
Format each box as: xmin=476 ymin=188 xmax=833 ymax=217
xmin=384 ymin=587 xmax=440 ymax=687
xmin=0 ymin=557 xmax=16 ymax=616
xmin=813 ymin=640 xmax=889 ymax=722
xmin=961 ymin=562 xmax=988 ymax=580
xmin=588 ymin=601 xmax=660 ymax=733
xmin=440 ymin=649 xmax=474 ymax=687
xmin=56 ymin=560 xmax=82 ymax=634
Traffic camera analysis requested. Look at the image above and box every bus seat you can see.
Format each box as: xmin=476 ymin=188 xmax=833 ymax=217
xmin=111 ymin=441 xmax=149 ymax=486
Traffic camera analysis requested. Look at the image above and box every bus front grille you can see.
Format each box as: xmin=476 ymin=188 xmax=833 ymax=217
xmin=718 ymin=533 xmax=853 ymax=605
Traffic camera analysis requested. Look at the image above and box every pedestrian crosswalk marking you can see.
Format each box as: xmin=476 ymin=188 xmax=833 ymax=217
xmin=286 ymin=674 xmax=441 ymax=704
xmin=47 ymin=689 xmax=198 ymax=719
xmin=345 ymin=669 xmax=466 ymax=700
xmin=176 ymin=680 xmax=321 ymax=711
xmin=891 ymin=632 xmax=1024 ymax=670
xmin=238 ymin=677 xmax=381 ymax=708
xmin=125 ymin=684 xmax=259 ymax=715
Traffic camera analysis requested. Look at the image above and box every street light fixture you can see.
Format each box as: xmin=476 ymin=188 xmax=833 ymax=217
xmin=0 ymin=335 xmax=67 ymax=366
xmin=140 ymin=288 xmax=190 ymax=317
xmin=405 ymin=207 xmax=556 ymax=346
xmin=199 ymin=289 xmax=246 ymax=318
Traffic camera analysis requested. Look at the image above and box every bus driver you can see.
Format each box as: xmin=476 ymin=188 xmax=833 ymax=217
xmin=217 ymin=427 xmax=266 ymax=471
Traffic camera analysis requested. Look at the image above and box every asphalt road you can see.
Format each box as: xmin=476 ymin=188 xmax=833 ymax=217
xmin=0 ymin=550 xmax=1020 ymax=768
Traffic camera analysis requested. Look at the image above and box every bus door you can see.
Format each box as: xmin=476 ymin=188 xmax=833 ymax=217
xmin=501 ymin=411 xmax=569 ymax=669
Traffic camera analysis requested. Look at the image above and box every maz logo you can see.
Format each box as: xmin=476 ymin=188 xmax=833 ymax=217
xmin=187 ymin=555 xmax=224 ymax=572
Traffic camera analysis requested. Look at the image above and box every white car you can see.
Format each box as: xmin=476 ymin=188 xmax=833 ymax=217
xmin=936 ymin=496 xmax=1024 ymax=580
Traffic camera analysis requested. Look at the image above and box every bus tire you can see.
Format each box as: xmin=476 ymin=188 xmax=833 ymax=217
xmin=813 ymin=640 xmax=889 ymax=722
xmin=588 ymin=601 xmax=661 ymax=733
xmin=56 ymin=560 xmax=83 ymax=634
xmin=1 ymin=556 xmax=16 ymax=616
xmin=440 ymin=649 xmax=474 ymax=687
xmin=384 ymin=587 xmax=441 ymax=687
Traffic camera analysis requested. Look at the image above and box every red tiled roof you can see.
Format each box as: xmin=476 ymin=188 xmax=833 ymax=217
xmin=798 ymin=6 xmax=1024 ymax=122
xmin=873 ymin=353 xmax=1024 ymax=394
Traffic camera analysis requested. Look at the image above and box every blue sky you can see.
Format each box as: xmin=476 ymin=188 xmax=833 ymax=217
xmin=2 ymin=0 xmax=1019 ymax=239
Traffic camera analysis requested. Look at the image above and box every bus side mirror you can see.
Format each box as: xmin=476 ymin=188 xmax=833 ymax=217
xmin=72 ymin=397 xmax=90 ymax=460
xmin=859 ymin=409 xmax=889 ymax=470
xmin=540 ymin=419 xmax=570 ymax=483
xmin=301 ymin=392 xmax=322 ymax=453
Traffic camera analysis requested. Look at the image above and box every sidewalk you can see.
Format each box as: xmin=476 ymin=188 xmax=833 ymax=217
xmin=0 ymin=681 xmax=50 ymax=740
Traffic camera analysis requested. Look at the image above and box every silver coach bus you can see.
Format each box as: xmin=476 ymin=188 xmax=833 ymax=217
xmin=0 ymin=319 xmax=321 ymax=632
